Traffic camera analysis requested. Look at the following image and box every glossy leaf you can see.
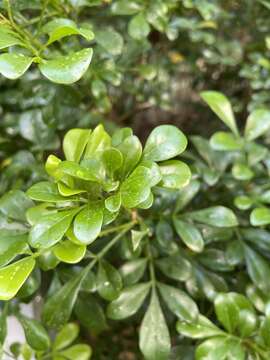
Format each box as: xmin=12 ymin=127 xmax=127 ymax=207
xmin=19 ymin=316 xmax=50 ymax=351
xmin=120 ymin=258 xmax=147 ymax=286
xmin=63 ymin=128 xmax=91 ymax=162
xmin=174 ymin=218 xmax=204 ymax=252
xmin=117 ymin=135 xmax=142 ymax=177
xmin=0 ymin=190 xmax=33 ymax=221
xmin=250 ymin=207 xmax=270 ymax=226
xmin=53 ymin=240 xmax=86 ymax=264
xmin=39 ymin=48 xmax=93 ymax=84
xmin=245 ymin=109 xmax=270 ymax=141
xmin=156 ymin=254 xmax=192 ymax=282
xmin=95 ymin=29 xmax=123 ymax=55
xmin=232 ymin=163 xmax=254 ymax=181
xmin=53 ymin=323 xmax=79 ymax=350
xmin=84 ymin=124 xmax=111 ymax=159
xmin=159 ymin=160 xmax=191 ymax=189
xmin=200 ymin=91 xmax=238 ymax=135
xmin=176 ymin=314 xmax=222 ymax=339
xmin=196 ymin=336 xmax=245 ymax=360
xmin=0 ymin=53 xmax=33 ymax=79
xmin=210 ymin=131 xmax=243 ymax=151
xmin=143 ymin=125 xmax=187 ymax=162
xmin=27 ymin=182 xmax=70 ymax=202
xmin=107 ymin=282 xmax=151 ymax=319
xmin=97 ymin=260 xmax=122 ymax=301
xmin=0 ymin=230 xmax=28 ymax=267
xmin=57 ymin=344 xmax=92 ymax=360
xmin=189 ymin=206 xmax=238 ymax=227
xmin=0 ymin=257 xmax=35 ymax=300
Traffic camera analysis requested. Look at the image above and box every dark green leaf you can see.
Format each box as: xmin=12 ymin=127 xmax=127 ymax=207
xmin=97 ymin=260 xmax=122 ymax=301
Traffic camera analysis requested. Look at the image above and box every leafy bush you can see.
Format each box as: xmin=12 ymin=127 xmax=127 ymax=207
xmin=2 ymin=1 xmax=270 ymax=360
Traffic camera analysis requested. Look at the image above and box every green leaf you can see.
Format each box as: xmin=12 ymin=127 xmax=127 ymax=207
xmin=107 ymin=282 xmax=151 ymax=319
xmin=19 ymin=316 xmax=50 ymax=351
xmin=58 ymin=182 xmax=86 ymax=197
xmin=57 ymin=344 xmax=92 ymax=360
xmin=245 ymin=109 xmax=270 ymax=141
xmin=120 ymin=166 xmax=151 ymax=208
xmin=175 ymin=180 xmax=200 ymax=212
xmin=54 ymin=323 xmax=79 ymax=350
xmin=214 ymin=293 xmax=239 ymax=333
xmin=176 ymin=314 xmax=222 ymax=339
xmin=95 ymin=29 xmax=123 ymax=55
xmin=105 ymin=193 xmax=121 ymax=212
xmin=53 ymin=241 xmax=86 ymax=264
xmin=173 ymin=218 xmax=204 ymax=252
xmin=75 ymin=294 xmax=107 ymax=334
xmin=158 ymin=283 xmax=198 ymax=322
xmin=73 ymin=203 xmax=103 ymax=244
xmin=128 ymin=13 xmax=150 ymax=40
xmin=139 ymin=160 xmax=162 ymax=186
xmin=117 ymin=135 xmax=142 ymax=177
xmin=196 ymin=337 xmax=245 ymax=360
xmin=143 ymin=125 xmax=187 ymax=162
xmin=244 ymin=244 xmax=270 ymax=293
xmin=159 ymin=160 xmax=191 ymax=189
xmin=112 ymin=127 xmax=133 ymax=146
xmin=0 ymin=27 xmax=23 ymax=49
xmin=42 ymin=269 xmax=88 ymax=329
xmin=111 ymin=1 xmax=142 ymax=15
xmin=63 ymin=128 xmax=91 ymax=162
xmin=43 ymin=18 xmax=94 ymax=45
xmin=29 ymin=208 xmax=79 ymax=249
xmin=131 ymin=230 xmax=147 ymax=251
xmin=45 ymin=154 xmax=62 ymax=180
xmin=120 ymin=259 xmax=147 ymax=286
xmin=0 ymin=230 xmax=28 ymax=267
xmin=39 ymin=48 xmax=93 ymax=84
xmin=27 ymin=182 xmax=71 ymax=202
xmin=97 ymin=260 xmax=122 ymax=301
xmin=189 ymin=206 xmax=238 ymax=227
xmin=250 ymin=207 xmax=270 ymax=226
xmin=156 ymin=254 xmax=192 ymax=282
xmin=234 ymin=195 xmax=253 ymax=210
xmin=139 ymin=290 xmax=170 ymax=360
xmin=200 ymin=91 xmax=238 ymax=135
xmin=0 ymin=190 xmax=33 ymax=221
xmin=0 ymin=257 xmax=35 ymax=300
xmin=210 ymin=131 xmax=243 ymax=151
xmin=232 ymin=163 xmax=254 ymax=181
xmin=0 ymin=53 xmax=33 ymax=79
xmin=58 ymin=161 xmax=99 ymax=182
xmin=102 ymin=148 xmax=123 ymax=176
xmin=84 ymin=124 xmax=111 ymax=159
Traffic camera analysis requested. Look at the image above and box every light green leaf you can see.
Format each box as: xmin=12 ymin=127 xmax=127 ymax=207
xmin=200 ymin=91 xmax=238 ymax=135
xmin=173 ymin=218 xmax=204 ymax=252
xmin=57 ymin=344 xmax=92 ymax=360
xmin=234 ymin=195 xmax=253 ymax=210
xmin=117 ymin=135 xmax=142 ymax=177
xmin=111 ymin=1 xmax=142 ymax=15
xmin=159 ymin=160 xmax=191 ymax=189
xmin=97 ymin=260 xmax=122 ymax=301
xmin=39 ymin=48 xmax=93 ymax=84
xmin=0 ymin=27 xmax=23 ymax=49
xmin=158 ymin=283 xmax=198 ymax=322
xmin=250 ymin=207 xmax=270 ymax=226
xmin=29 ymin=208 xmax=79 ymax=249
xmin=245 ymin=109 xmax=270 ymax=141
xmin=105 ymin=193 xmax=121 ymax=213
xmin=54 ymin=323 xmax=79 ymax=350
xmin=84 ymin=124 xmax=111 ymax=159
xmin=27 ymin=182 xmax=71 ymax=202
xmin=139 ymin=160 xmax=162 ymax=186
xmin=95 ymin=29 xmax=123 ymax=55
xmin=0 ymin=257 xmax=35 ymax=300
xmin=0 ymin=230 xmax=28 ymax=267
xmin=210 ymin=131 xmax=243 ymax=151
xmin=120 ymin=166 xmax=151 ymax=208
xmin=176 ymin=314 xmax=222 ymax=339
xmin=196 ymin=337 xmax=245 ymax=360
xmin=143 ymin=125 xmax=187 ymax=162
xmin=58 ymin=161 xmax=100 ymax=182
xmin=131 ymin=230 xmax=147 ymax=251
xmin=107 ymin=282 xmax=151 ymax=319
xmin=232 ymin=163 xmax=254 ymax=181
xmin=128 ymin=13 xmax=150 ymax=40
xmin=139 ymin=290 xmax=170 ymax=360
xmin=53 ymin=240 xmax=86 ymax=264
xmin=73 ymin=203 xmax=103 ymax=244
xmin=63 ymin=128 xmax=91 ymax=162
xmin=189 ymin=206 xmax=238 ymax=227
xmin=0 ymin=53 xmax=33 ymax=79
xmin=214 ymin=293 xmax=240 ymax=333
xmin=102 ymin=148 xmax=123 ymax=176
xmin=19 ymin=316 xmax=50 ymax=351
xmin=45 ymin=154 xmax=62 ymax=180
xmin=58 ymin=182 xmax=86 ymax=197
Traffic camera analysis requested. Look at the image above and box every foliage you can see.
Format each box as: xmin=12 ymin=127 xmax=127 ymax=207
xmin=1 ymin=1 xmax=270 ymax=360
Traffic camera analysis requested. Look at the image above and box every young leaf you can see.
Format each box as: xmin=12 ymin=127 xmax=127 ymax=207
xmin=29 ymin=208 xmax=79 ymax=248
xmin=176 ymin=314 xmax=222 ymax=339
xmin=42 ymin=269 xmax=88 ymax=329
xmin=143 ymin=125 xmax=187 ymax=162
xmin=189 ymin=206 xmax=238 ymax=227
xmin=139 ymin=290 xmax=171 ymax=360
xmin=0 ymin=257 xmax=35 ymax=300
xmin=63 ymin=128 xmax=91 ymax=162
xmin=107 ymin=282 xmax=151 ymax=319
xmin=53 ymin=240 xmax=86 ymax=264
xmin=53 ymin=323 xmax=79 ymax=350
xmin=200 ymin=91 xmax=238 ymax=135
xmin=159 ymin=160 xmax=191 ymax=189
xmin=158 ymin=283 xmax=198 ymax=322
xmin=105 ymin=193 xmax=121 ymax=213
xmin=102 ymin=148 xmax=123 ymax=176
xmin=19 ymin=316 xmax=50 ymax=351
xmin=57 ymin=344 xmax=92 ymax=360
xmin=250 ymin=207 xmax=270 ymax=226
xmin=27 ymin=182 xmax=71 ymax=202
xmin=0 ymin=53 xmax=33 ymax=79
xmin=73 ymin=203 xmax=103 ymax=244
xmin=210 ymin=131 xmax=243 ymax=151
xmin=120 ymin=166 xmax=151 ymax=208
xmin=39 ymin=48 xmax=93 ymax=84
xmin=84 ymin=124 xmax=111 ymax=159
xmin=117 ymin=135 xmax=142 ymax=177
xmin=245 ymin=109 xmax=270 ymax=141
xmin=58 ymin=182 xmax=86 ymax=197
xmin=173 ymin=218 xmax=204 ymax=252
xmin=232 ymin=163 xmax=254 ymax=181
xmin=97 ymin=260 xmax=122 ymax=301
xmin=128 ymin=13 xmax=150 ymax=40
